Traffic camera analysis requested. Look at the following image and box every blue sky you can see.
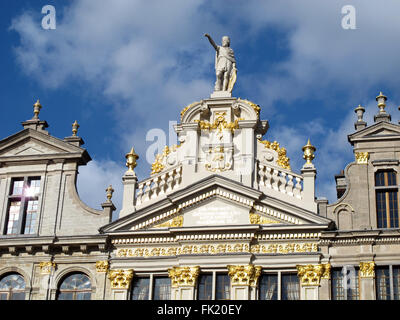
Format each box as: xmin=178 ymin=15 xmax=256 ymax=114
xmin=1 ymin=0 xmax=400 ymax=215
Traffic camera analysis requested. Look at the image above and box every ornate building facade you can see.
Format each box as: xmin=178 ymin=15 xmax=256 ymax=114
xmin=0 ymin=89 xmax=399 ymax=300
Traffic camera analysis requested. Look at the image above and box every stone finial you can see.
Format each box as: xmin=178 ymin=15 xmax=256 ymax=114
xmin=106 ymin=185 xmax=114 ymax=202
xmin=72 ymin=120 xmax=80 ymax=136
xmin=125 ymin=147 xmax=139 ymax=172
xmin=33 ymin=99 xmax=42 ymax=119
xmin=354 ymin=105 xmax=367 ymax=130
xmin=302 ymin=139 xmax=316 ymax=165
xmin=355 ymin=104 xmax=365 ymax=121
xmin=374 ymin=91 xmax=391 ymax=122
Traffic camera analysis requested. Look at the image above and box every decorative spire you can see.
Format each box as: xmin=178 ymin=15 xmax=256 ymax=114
xmin=374 ymin=91 xmax=391 ymax=122
xmin=125 ymin=147 xmax=139 ymax=172
xmin=72 ymin=120 xmax=80 ymax=136
xmin=106 ymin=185 xmax=114 ymax=202
xmin=33 ymin=99 xmax=42 ymax=119
xmin=302 ymin=139 xmax=316 ymax=165
xmin=354 ymin=104 xmax=366 ymax=130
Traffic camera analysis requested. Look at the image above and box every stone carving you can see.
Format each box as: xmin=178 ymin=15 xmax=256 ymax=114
xmin=153 ymin=215 xmax=183 ymax=228
xmin=95 ymin=261 xmax=109 ymax=273
xmin=355 ymin=152 xmax=369 ymax=164
xmin=359 ymin=261 xmax=375 ymax=278
xmin=205 ymin=34 xmax=237 ymax=92
xmin=108 ymin=269 xmax=134 ymax=289
xmin=168 ymin=266 xmax=200 ymax=287
xmin=227 ymin=264 xmax=262 ymax=287
xmin=296 ymin=264 xmax=326 ymax=286
xmin=39 ymin=262 xmax=56 ymax=275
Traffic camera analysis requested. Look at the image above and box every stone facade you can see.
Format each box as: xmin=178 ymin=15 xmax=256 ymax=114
xmin=0 ymin=91 xmax=399 ymax=300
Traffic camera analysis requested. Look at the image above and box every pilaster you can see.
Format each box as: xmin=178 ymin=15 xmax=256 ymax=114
xmin=168 ymin=266 xmax=200 ymax=300
xmin=94 ymin=261 xmax=109 ymax=300
xmin=296 ymin=264 xmax=328 ymax=300
xmin=359 ymin=262 xmax=375 ymax=300
xmin=108 ymin=269 xmax=134 ymax=300
xmin=227 ymin=264 xmax=261 ymax=300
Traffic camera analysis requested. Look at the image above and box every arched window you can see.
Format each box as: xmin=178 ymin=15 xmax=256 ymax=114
xmin=375 ymin=170 xmax=399 ymax=228
xmin=0 ymin=273 xmax=26 ymax=300
xmin=57 ymin=273 xmax=91 ymax=300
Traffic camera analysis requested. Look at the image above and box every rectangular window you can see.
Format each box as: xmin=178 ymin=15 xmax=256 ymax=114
xmin=393 ymin=266 xmax=400 ymax=300
xmin=375 ymin=170 xmax=399 ymax=228
xmin=259 ymin=273 xmax=278 ymax=300
xmin=131 ymin=277 xmax=150 ymax=300
xmin=5 ymin=177 xmax=41 ymax=235
xmin=215 ymin=274 xmax=230 ymax=300
xmin=376 ymin=267 xmax=391 ymax=300
xmin=331 ymin=267 xmax=359 ymax=300
xmin=153 ymin=277 xmax=171 ymax=300
xmin=281 ymin=273 xmax=299 ymax=300
xmin=197 ymin=274 xmax=213 ymax=300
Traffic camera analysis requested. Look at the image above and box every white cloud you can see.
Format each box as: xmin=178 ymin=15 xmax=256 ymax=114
xmin=10 ymin=0 xmax=400 ymax=206
xmin=76 ymin=159 xmax=125 ymax=220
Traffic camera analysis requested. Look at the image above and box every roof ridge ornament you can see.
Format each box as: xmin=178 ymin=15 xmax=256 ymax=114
xmin=374 ymin=91 xmax=391 ymax=123
xmin=125 ymin=147 xmax=139 ymax=173
xmin=302 ymin=139 xmax=316 ymax=166
xmin=72 ymin=120 xmax=80 ymax=136
xmin=33 ymin=99 xmax=42 ymax=119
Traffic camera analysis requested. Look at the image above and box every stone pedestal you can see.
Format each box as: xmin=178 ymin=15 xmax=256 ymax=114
xmin=119 ymin=172 xmax=138 ymax=219
xmin=301 ymin=165 xmax=317 ymax=211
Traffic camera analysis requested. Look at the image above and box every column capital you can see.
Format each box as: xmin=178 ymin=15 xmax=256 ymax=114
xmin=168 ymin=266 xmax=200 ymax=288
xmin=227 ymin=264 xmax=262 ymax=287
xmin=296 ymin=264 xmax=327 ymax=286
xmin=108 ymin=269 xmax=134 ymax=289
xmin=359 ymin=261 xmax=375 ymax=278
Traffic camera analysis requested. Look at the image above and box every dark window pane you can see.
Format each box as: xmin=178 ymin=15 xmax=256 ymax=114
xmin=393 ymin=266 xmax=400 ymax=300
xmin=332 ymin=269 xmax=345 ymax=300
xmin=131 ymin=278 xmax=150 ymax=300
xmin=11 ymin=180 xmax=24 ymax=196
xmin=259 ymin=274 xmax=278 ymax=300
xmin=215 ymin=274 xmax=230 ymax=300
xmin=197 ymin=274 xmax=212 ymax=300
xmin=281 ymin=273 xmax=299 ymax=300
xmin=376 ymin=267 xmax=391 ymax=300
xmin=153 ymin=277 xmax=171 ymax=300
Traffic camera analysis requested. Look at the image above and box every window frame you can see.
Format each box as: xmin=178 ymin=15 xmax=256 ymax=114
xmin=4 ymin=177 xmax=41 ymax=236
xmin=376 ymin=265 xmax=400 ymax=300
xmin=375 ymin=170 xmax=399 ymax=229
xmin=0 ymin=273 xmax=26 ymax=300
xmin=331 ymin=266 xmax=360 ymax=300
xmin=56 ymin=272 xmax=92 ymax=300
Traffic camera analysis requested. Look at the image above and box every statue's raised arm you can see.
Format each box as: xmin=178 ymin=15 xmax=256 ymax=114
xmin=204 ymin=33 xmax=218 ymax=51
xmin=204 ymin=34 xmax=237 ymax=93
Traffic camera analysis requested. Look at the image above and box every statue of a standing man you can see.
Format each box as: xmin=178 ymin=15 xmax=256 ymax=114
xmin=205 ymin=34 xmax=237 ymax=93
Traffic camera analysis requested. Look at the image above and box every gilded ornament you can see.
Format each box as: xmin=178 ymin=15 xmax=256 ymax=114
xmin=125 ymin=147 xmax=139 ymax=172
xmin=249 ymin=212 xmax=280 ymax=225
xmin=39 ymin=262 xmax=56 ymax=275
xmin=302 ymin=139 xmax=316 ymax=165
xmin=33 ymin=99 xmax=42 ymax=119
xmin=259 ymin=139 xmax=291 ymax=170
xmin=321 ymin=263 xmax=331 ymax=280
xmin=238 ymin=98 xmax=261 ymax=116
xmin=105 ymin=185 xmax=114 ymax=202
xmin=153 ymin=215 xmax=183 ymax=228
xmin=359 ymin=261 xmax=375 ymax=278
xmin=355 ymin=152 xmax=369 ymax=164
xmin=195 ymin=112 xmax=243 ymax=133
xmin=296 ymin=264 xmax=325 ymax=286
xmin=168 ymin=266 xmax=200 ymax=287
xmin=96 ymin=261 xmax=109 ymax=273
xmin=180 ymin=101 xmax=200 ymax=121
xmin=108 ymin=269 xmax=134 ymax=289
xmin=72 ymin=120 xmax=80 ymax=136
xmin=151 ymin=144 xmax=181 ymax=175
xmin=227 ymin=264 xmax=262 ymax=287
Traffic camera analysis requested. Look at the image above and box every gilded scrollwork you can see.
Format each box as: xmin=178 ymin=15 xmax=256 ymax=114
xmin=355 ymin=152 xmax=369 ymax=164
xmin=108 ymin=269 xmax=134 ymax=289
xmin=168 ymin=266 xmax=200 ymax=287
xmin=39 ymin=262 xmax=56 ymax=275
xmin=249 ymin=212 xmax=280 ymax=225
xmin=227 ymin=264 xmax=262 ymax=287
xmin=153 ymin=215 xmax=183 ymax=228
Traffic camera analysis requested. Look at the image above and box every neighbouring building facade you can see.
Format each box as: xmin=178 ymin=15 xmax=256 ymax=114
xmin=0 ymin=88 xmax=399 ymax=301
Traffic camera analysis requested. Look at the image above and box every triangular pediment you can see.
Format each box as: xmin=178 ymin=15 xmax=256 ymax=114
xmin=0 ymin=129 xmax=90 ymax=163
xmin=101 ymin=175 xmax=331 ymax=233
xmin=348 ymin=121 xmax=400 ymax=143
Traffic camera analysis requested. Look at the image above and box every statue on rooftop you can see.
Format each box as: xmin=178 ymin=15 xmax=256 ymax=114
xmin=205 ymin=34 xmax=237 ymax=93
